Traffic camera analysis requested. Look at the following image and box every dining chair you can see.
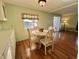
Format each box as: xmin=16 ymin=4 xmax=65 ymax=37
xmin=27 ymin=28 xmax=39 ymax=50
xmin=40 ymin=29 xmax=54 ymax=55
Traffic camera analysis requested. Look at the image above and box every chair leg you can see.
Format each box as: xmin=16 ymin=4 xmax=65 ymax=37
xmin=45 ymin=46 xmax=47 ymax=55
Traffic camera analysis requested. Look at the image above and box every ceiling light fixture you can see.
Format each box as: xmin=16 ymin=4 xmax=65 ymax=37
xmin=38 ymin=0 xmax=46 ymax=7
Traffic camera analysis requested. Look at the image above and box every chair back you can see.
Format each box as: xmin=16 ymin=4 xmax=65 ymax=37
xmin=27 ymin=28 xmax=32 ymax=50
xmin=27 ymin=28 xmax=31 ymax=40
xmin=44 ymin=30 xmax=53 ymax=42
xmin=48 ymin=29 xmax=54 ymax=38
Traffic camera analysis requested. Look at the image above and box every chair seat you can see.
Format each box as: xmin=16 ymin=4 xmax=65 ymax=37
xmin=31 ymin=36 xmax=39 ymax=43
xmin=40 ymin=38 xmax=53 ymax=46
xmin=39 ymin=29 xmax=54 ymax=55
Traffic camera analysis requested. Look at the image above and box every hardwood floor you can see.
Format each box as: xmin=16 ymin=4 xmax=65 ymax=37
xmin=15 ymin=32 xmax=78 ymax=59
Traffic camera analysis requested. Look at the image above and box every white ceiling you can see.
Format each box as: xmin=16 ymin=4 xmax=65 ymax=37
xmin=4 ymin=0 xmax=78 ymax=15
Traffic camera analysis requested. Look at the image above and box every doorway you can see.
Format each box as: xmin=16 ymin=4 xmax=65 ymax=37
xmin=76 ymin=23 xmax=78 ymax=31
xmin=53 ymin=16 xmax=61 ymax=31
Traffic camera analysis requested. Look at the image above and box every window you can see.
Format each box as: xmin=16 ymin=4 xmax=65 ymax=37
xmin=22 ymin=13 xmax=39 ymax=29
xmin=53 ymin=16 xmax=61 ymax=31
xmin=23 ymin=19 xmax=38 ymax=29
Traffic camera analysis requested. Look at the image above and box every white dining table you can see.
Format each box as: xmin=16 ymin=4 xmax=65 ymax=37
xmin=32 ymin=30 xmax=48 ymax=37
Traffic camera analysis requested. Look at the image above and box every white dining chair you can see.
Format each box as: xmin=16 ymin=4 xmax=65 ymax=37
xmin=40 ymin=29 xmax=54 ymax=55
xmin=27 ymin=28 xmax=39 ymax=50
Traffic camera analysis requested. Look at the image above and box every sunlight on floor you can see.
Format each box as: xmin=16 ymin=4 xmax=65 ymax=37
xmin=26 ymin=48 xmax=31 ymax=57
xmin=26 ymin=43 xmax=36 ymax=57
xmin=53 ymin=32 xmax=61 ymax=41
xmin=31 ymin=43 xmax=36 ymax=50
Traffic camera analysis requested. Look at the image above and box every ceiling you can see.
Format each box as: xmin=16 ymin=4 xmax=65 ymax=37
xmin=4 ymin=0 xmax=78 ymax=15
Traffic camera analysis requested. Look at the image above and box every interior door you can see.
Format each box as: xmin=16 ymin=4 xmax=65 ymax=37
xmin=53 ymin=16 xmax=61 ymax=31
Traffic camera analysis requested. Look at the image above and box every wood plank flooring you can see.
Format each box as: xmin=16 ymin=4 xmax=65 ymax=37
xmin=15 ymin=32 xmax=78 ymax=59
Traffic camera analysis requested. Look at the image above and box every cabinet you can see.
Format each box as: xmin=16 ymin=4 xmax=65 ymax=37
xmin=0 ymin=0 xmax=7 ymax=21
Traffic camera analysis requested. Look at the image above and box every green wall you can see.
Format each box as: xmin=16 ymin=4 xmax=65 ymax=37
xmin=68 ymin=14 xmax=78 ymax=29
xmin=61 ymin=14 xmax=78 ymax=30
xmin=0 ymin=4 xmax=54 ymax=41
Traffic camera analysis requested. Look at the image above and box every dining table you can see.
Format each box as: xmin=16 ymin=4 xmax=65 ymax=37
xmin=31 ymin=29 xmax=48 ymax=49
xmin=31 ymin=29 xmax=61 ymax=53
xmin=32 ymin=29 xmax=48 ymax=39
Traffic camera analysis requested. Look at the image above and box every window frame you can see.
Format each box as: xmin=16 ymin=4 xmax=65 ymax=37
xmin=22 ymin=19 xmax=38 ymax=29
